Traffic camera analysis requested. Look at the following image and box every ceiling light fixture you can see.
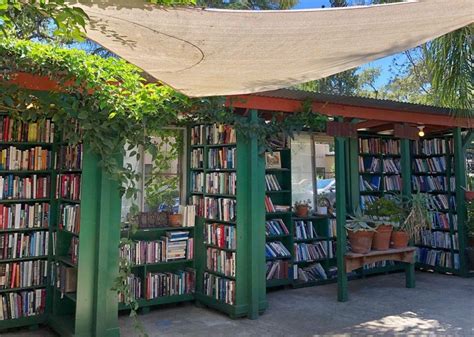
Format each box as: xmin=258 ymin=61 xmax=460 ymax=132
xmin=418 ymin=126 xmax=425 ymax=137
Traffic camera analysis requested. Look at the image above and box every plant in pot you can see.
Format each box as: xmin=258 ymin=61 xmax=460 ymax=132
xmin=365 ymin=198 xmax=402 ymax=251
xmin=316 ymin=196 xmax=331 ymax=215
xmin=396 ymin=193 xmax=431 ymax=248
xmin=346 ymin=208 xmax=377 ymax=254
xmin=294 ymin=199 xmax=312 ymax=217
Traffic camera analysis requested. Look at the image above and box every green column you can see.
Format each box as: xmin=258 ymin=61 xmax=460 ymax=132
xmin=335 ymin=136 xmax=348 ymax=302
xmin=347 ymin=138 xmax=360 ymax=213
xmin=400 ymin=138 xmax=412 ymax=197
xmin=454 ymin=128 xmax=468 ymax=275
xmin=93 ymin=155 xmax=122 ymax=337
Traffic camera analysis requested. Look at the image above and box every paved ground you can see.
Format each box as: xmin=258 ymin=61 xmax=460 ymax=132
xmin=3 ymin=271 xmax=473 ymax=337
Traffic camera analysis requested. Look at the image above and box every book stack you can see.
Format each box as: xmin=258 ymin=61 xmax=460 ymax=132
xmin=294 ymin=242 xmax=327 ymax=262
xmin=56 ymin=174 xmax=81 ymax=200
xmin=264 ymin=196 xmax=290 ymax=213
xmin=203 ymin=197 xmax=236 ymax=222
xmin=203 ymin=272 xmax=235 ymax=305
xmin=58 ymin=144 xmax=82 ymax=170
xmin=359 ymin=138 xmax=400 ymax=154
xmin=118 ymin=274 xmax=141 ymax=303
xmin=266 ymin=260 xmax=289 ymax=280
xmin=412 ymin=176 xmax=448 ymax=192
xmin=0 ymin=231 xmax=49 ymax=259
xmin=0 ymin=260 xmax=47 ymax=289
xmin=295 ymin=262 xmax=328 ymax=282
xmin=383 ymin=158 xmax=400 ymax=174
xmin=205 ymin=223 xmax=236 ymax=250
xmin=294 ymin=220 xmax=318 ymax=240
xmin=145 ymin=269 xmax=195 ymax=299
xmin=0 ymin=203 xmax=50 ymax=229
xmin=190 ymin=124 xmax=236 ymax=145
xmin=413 ymin=157 xmax=446 ymax=173
xmin=179 ymin=205 xmax=196 ymax=227
xmin=0 ymin=117 xmax=54 ymax=143
xmin=413 ymin=138 xmax=452 ymax=155
xmin=190 ymin=148 xmax=204 ymax=169
xmin=0 ymin=289 xmax=46 ymax=320
xmin=206 ymin=172 xmax=236 ymax=195
xmin=206 ymin=247 xmax=236 ymax=277
xmin=265 ymin=241 xmax=291 ymax=259
xmin=384 ymin=175 xmax=401 ymax=191
xmin=265 ymin=219 xmax=289 ymax=237
xmin=59 ymin=204 xmax=80 ymax=234
xmin=265 ymin=174 xmax=282 ymax=191
xmin=208 ymin=148 xmax=236 ymax=170
xmin=166 ymin=231 xmax=192 ymax=261
xmin=417 ymin=230 xmax=455 ymax=250
xmin=0 ymin=146 xmax=52 ymax=171
xmin=190 ymin=172 xmax=204 ymax=193
xmin=0 ymin=175 xmax=50 ymax=200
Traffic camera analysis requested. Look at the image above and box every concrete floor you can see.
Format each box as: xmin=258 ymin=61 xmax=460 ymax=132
xmin=3 ymin=271 xmax=474 ymax=337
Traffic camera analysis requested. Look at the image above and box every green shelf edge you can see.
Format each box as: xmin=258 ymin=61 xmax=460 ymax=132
xmin=0 ymin=313 xmax=47 ymax=330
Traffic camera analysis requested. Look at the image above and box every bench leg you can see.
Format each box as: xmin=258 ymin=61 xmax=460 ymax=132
xmin=405 ymin=263 xmax=415 ymax=288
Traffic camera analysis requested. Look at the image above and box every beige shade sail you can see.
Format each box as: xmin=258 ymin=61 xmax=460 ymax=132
xmin=76 ymin=0 xmax=473 ymax=97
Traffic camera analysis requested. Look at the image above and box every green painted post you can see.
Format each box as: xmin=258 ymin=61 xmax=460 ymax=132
xmin=400 ymin=138 xmax=412 ymax=197
xmin=405 ymin=263 xmax=415 ymax=288
xmin=246 ymin=110 xmax=266 ymax=319
xmin=454 ymin=128 xmax=468 ymax=276
xmin=335 ymin=136 xmax=348 ymax=302
xmin=93 ymin=154 xmax=122 ymax=337
xmin=347 ymin=138 xmax=360 ymax=213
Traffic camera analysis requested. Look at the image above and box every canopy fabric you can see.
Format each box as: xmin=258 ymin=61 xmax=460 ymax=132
xmin=77 ymin=0 xmax=473 ymax=97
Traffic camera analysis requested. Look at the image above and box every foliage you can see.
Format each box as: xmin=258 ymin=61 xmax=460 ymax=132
xmin=346 ymin=208 xmax=376 ymax=232
xmin=294 ymin=199 xmax=312 ymax=208
xmin=400 ymin=193 xmax=431 ymax=240
xmin=365 ymin=197 xmax=403 ymax=226
xmin=423 ymin=26 xmax=473 ymax=118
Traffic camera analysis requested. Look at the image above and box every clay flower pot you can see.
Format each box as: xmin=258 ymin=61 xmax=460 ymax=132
xmin=391 ymin=230 xmax=409 ymax=248
xmin=372 ymin=224 xmax=393 ymax=251
xmin=168 ymin=214 xmax=182 ymax=227
xmin=348 ymin=230 xmax=375 ymax=254
xmin=295 ymin=205 xmax=310 ymax=218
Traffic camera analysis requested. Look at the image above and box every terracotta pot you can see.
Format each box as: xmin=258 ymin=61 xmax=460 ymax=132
xmin=295 ymin=205 xmax=309 ymax=218
xmin=347 ymin=230 xmax=374 ymax=254
xmin=372 ymin=224 xmax=393 ymax=251
xmin=391 ymin=230 xmax=409 ymax=248
xmin=465 ymin=191 xmax=474 ymax=201
xmin=168 ymin=214 xmax=182 ymax=227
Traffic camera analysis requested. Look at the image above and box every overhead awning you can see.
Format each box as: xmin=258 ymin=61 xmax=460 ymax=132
xmin=76 ymin=0 xmax=473 ymax=97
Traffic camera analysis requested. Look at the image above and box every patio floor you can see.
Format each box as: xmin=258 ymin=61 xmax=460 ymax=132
xmin=4 ymin=271 xmax=474 ymax=337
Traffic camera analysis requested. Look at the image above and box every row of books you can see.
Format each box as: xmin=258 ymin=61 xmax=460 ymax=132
xmin=0 ymin=146 xmax=52 ymax=171
xmin=0 ymin=203 xmax=50 ymax=230
xmin=360 ymin=195 xmax=379 ymax=210
xmin=70 ymin=237 xmax=79 ymax=265
xmin=426 ymin=194 xmax=455 ymax=211
xmin=413 ymin=157 xmax=447 ymax=173
xmin=190 ymin=148 xmax=204 ymax=169
xmin=203 ymin=272 xmax=235 ymax=305
xmin=191 ymin=172 xmax=205 ymax=192
xmin=204 ymin=223 xmax=236 ymax=250
xmin=359 ymin=176 xmax=380 ymax=191
xmin=412 ymin=138 xmax=453 ymax=156
xmin=57 ymin=144 xmax=82 ymax=170
xmin=190 ymin=124 xmax=236 ymax=145
xmin=145 ymin=269 xmax=195 ymax=300
xmin=0 ymin=175 xmax=50 ymax=200
xmin=118 ymin=274 xmax=141 ymax=303
xmin=328 ymin=219 xmax=337 ymax=237
xmin=265 ymin=174 xmax=282 ymax=191
xmin=206 ymin=172 xmax=236 ymax=195
xmin=0 ymin=231 xmax=49 ymax=260
xmin=295 ymin=262 xmax=328 ymax=282
xmin=416 ymin=230 xmax=458 ymax=250
xmin=264 ymin=196 xmax=290 ymax=213
xmin=0 ymin=117 xmax=55 ymax=143
xmin=294 ymin=242 xmax=327 ymax=262
xmin=177 ymin=205 xmax=196 ymax=228
xmin=384 ymin=175 xmax=402 ymax=191
xmin=265 ymin=241 xmax=291 ymax=259
xmin=266 ymin=260 xmax=289 ymax=280
xmin=59 ymin=204 xmax=80 ymax=234
xmin=363 ymin=260 xmax=395 ymax=270
xmin=206 ymin=248 xmax=236 ymax=277
xmin=359 ymin=138 xmax=400 ymax=155
xmin=208 ymin=147 xmax=236 ymax=170
xmin=0 ymin=289 xmax=46 ymax=320
xmin=359 ymin=157 xmax=381 ymax=173
xmin=192 ymin=196 xmax=236 ymax=222
xmin=416 ymin=248 xmax=460 ymax=269
xmin=412 ymin=176 xmax=454 ymax=192
xmin=56 ymin=174 xmax=81 ymax=200
xmin=0 ymin=260 xmax=47 ymax=289
xmin=294 ymin=220 xmax=318 ymax=240
xmin=266 ymin=219 xmax=289 ymax=237
xmin=431 ymin=212 xmax=457 ymax=231
xmin=120 ymin=235 xmax=193 ymax=265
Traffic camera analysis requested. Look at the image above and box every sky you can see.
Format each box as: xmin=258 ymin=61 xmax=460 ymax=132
xmin=293 ymin=0 xmax=403 ymax=88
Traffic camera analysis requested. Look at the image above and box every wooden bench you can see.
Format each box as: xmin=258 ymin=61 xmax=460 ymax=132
xmin=345 ymin=247 xmax=416 ymax=288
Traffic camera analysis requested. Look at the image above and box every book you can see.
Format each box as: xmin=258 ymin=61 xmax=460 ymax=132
xmin=265 ymin=174 xmax=282 ymax=191
xmin=295 ymin=262 xmax=328 ymax=282
xmin=0 ymin=146 xmax=52 ymax=171
xmin=0 ymin=231 xmax=49 ymax=259
xmin=265 ymin=219 xmax=289 ymax=236
xmin=205 ymin=223 xmax=236 ymax=250
xmin=145 ymin=269 xmax=195 ymax=299
xmin=0 ymin=117 xmax=54 ymax=143
xmin=118 ymin=274 xmax=141 ymax=303
xmin=190 ymin=124 xmax=235 ymax=145
xmin=294 ymin=220 xmax=318 ymax=240
xmin=59 ymin=204 xmax=80 ymax=234
xmin=206 ymin=172 xmax=236 ymax=195
xmin=294 ymin=242 xmax=328 ymax=262
xmin=265 ymin=241 xmax=291 ymax=259
xmin=0 ymin=203 xmax=50 ymax=230
xmin=266 ymin=260 xmax=289 ymax=280
xmin=208 ymin=147 xmax=236 ymax=170
xmin=203 ymin=272 xmax=235 ymax=305
xmin=0 ymin=289 xmax=46 ymax=320
xmin=206 ymin=247 xmax=236 ymax=277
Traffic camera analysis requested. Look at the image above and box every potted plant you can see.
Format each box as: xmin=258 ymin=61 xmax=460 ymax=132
xmin=346 ymin=209 xmax=376 ymax=254
xmin=316 ymin=196 xmax=331 ymax=215
xmin=394 ymin=193 xmax=431 ymax=248
xmin=365 ymin=198 xmax=401 ymax=250
xmin=294 ymin=199 xmax=311 ymax=217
